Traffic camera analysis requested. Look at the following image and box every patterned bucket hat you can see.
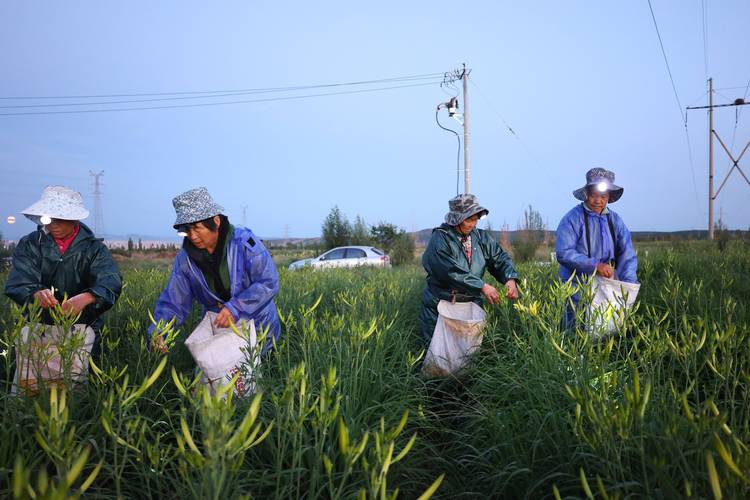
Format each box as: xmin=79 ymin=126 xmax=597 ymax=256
xmin=21 ymin=186 xmax=90 ymax=225
xmin=573 ymin=168 xmax=624 ymax=203
xmin=172 ymin=187 xmax=225 ymax=228
xmin=444 ymin=194 xmax=489 ymax=226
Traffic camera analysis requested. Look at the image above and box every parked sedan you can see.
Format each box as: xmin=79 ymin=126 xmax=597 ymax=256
xmin=288 ymin=246 xmax=391 ymax=270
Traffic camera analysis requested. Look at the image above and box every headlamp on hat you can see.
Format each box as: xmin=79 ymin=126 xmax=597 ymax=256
xmin=595 ymin=182 xmax=608 ymax=193
xmin=40 ymin=215 xmax=52 ymax=225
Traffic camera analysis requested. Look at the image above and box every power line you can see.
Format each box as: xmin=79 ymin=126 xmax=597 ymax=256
xmin=0 ymin=72 xmax=445 ymax=101
xmin=726 ymin=79 xmax=750 ymax=173
xmin=646 ymin=0 xmax=700 ymax=210
xmin=435 ymin=109 xmax=461 ymax=195
xmin=0 ymin=81 xmax=440 ymax=116
xmin=687 ymin=91 xmax=708 ymax=108
xmin=468 ymin=78 xmax=545 ymax=172
xmin=715 ymin=85 xmax=750 ymax=91
xmin=0 ymin=74 xmax=445 ymax=110
xmin=647 ymin=0 xmax=685 ymax=120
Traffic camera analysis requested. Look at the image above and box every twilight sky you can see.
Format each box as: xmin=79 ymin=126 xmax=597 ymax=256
xmin=1 ymin=1 xmax=749 ymax=240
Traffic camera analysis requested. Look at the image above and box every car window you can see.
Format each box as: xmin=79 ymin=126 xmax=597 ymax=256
xmin=345 ymin=248 xmax=367 ymax=259
xmin=323 ymin=248 xmax=346 ymax=260
xmin=370 ymin=247 xmax=384 ymax=256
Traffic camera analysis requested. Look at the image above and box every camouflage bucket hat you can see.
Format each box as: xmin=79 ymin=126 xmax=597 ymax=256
xmin=444 ymin=194 xmax=489 ymax=226
xmin=573 ymin=167 xmax=624 ymax=203
xmin=172 ymin=187 xmax=225 ymax=228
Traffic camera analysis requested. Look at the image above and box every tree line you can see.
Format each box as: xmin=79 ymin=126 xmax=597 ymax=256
xmin=321 ymin=206 xmax=415 ymax=266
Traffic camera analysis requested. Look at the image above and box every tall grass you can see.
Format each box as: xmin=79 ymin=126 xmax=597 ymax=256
xmin=0 ymin=241 xmax=748 ymax=498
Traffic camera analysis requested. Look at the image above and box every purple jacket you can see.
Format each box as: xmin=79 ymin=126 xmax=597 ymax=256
xmin=148 ymin=226 xmax=280 ymax=354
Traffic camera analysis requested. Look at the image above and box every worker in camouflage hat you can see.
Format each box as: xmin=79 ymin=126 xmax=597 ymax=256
xmin=419 ymin=193 xmax=519 ymax=347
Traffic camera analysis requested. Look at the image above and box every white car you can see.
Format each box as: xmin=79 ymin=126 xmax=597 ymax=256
xmin=288 ymin=246 xmax=391 ymax=270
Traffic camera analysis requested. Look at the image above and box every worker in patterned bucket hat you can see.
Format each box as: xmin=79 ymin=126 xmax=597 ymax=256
xmin=556 ymin=167 xmax=638 ymax=330
xmin=147 ymin=187 xmax=281 ymax=356
xmin=419 ymin=193 xmax=519 ymax=347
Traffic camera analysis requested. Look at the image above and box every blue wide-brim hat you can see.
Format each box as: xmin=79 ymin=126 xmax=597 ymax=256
xmin=172 ymin=187 xmax=224 ymax=228
xmin=573 ymin=167 xmax=624 ymax=203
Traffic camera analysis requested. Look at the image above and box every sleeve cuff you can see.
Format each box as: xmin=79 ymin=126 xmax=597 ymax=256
xmin=224 ymin=301 xmax=240 ymax=319
xmin=84 ymin=288 xmax=105 ymax=308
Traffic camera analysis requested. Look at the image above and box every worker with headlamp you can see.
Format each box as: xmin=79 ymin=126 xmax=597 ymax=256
xmin=555 ymin=168 xmax=638 ymax=330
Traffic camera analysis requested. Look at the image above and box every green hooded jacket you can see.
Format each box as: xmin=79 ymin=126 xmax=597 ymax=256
xmin=4 ymin=223 xmax=122 ymax=331
xmin=418 ymin=223 xmax=518 ymax=344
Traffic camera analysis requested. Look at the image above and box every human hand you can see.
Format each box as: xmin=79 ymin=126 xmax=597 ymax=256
xmin=61 ymin=292 xmax=95 ymax=315
xmin=595 ymin=263 xmax=615 ymax=279
xmin=481 ymin=283 xmax=501 ymax=305
xmin=151 ymin=335 xmax=169 ymax=354
xmin=505 ymin=279 xmax=519 ymax=300
xmin=213 ymin=307 xmax=236 ymax=328
xmin=33 ymin=289 xmax=59 ymax=309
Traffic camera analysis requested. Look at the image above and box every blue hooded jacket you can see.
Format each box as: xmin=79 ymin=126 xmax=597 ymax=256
xmin=556 ymin=203 xmax=638 ymax=286
xmin=147 ymin=226 xmax=281 ymax=354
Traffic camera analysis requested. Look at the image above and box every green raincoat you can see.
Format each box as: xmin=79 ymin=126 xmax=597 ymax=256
xmin=4 ymin=223 xmax=122 ymax=331
xmin=419 ymin=224 xmax=518 ymax=345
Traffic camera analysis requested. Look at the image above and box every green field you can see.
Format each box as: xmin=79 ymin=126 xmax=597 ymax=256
xmin=1 ymin=241 xmax=750 ymax=498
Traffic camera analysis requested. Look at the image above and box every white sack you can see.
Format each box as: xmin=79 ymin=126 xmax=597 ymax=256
xmin=587 ymin=276 xmax=640 ymax=338
xmin=13 ymin=324 xmax=95 ymax=396
xmin=184 ymin=312 xmax=258 ymax=397
xmin=422 ymin=300 xmax=486 ymax=377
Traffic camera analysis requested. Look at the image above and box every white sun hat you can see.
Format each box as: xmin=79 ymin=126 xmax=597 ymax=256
xmin=21 ymin=186 xmax=90 ymax=225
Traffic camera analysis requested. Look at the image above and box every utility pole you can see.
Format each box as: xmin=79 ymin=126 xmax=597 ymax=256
xmin=242 ymin=206 xmax=248 ymax=227
xmin=686 ymin=78 xmax=750 ymax=240
xmin=708 ymin=78 xmax=714 ymax=240
xmin=436 ymin=64 xmax=472 ymax=194
xmin=89 ymin=170 xmax=104 ymax=236
xmin=462 ymin=64 xmax=471 ymax=194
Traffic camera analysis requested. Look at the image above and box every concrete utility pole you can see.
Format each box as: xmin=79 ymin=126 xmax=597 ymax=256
xmin=462 ymin=64 xmax=471 ymax=194
xmin=687 ymin=78 xmax=750 ymax=240
xmin=437 ymin=64 xmax=472 ymax=194
xmin=89 ymin=170 xmax=104 ymax=236
xmin=708 ymin=78 xmax=714 ymax=240
xmin=242 ymin=206 xmax=248 ymax=227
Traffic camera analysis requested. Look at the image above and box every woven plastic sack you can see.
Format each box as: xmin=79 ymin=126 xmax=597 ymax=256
xmin=587 ymin=276 xmax=640 ymax=338
xmin=13 ymin=324 xmax=95 ymax=396
xmin=184 ymin=312 xmax=258 ymax=397
xmin=422 ymin=300 xmax=486 ymax=377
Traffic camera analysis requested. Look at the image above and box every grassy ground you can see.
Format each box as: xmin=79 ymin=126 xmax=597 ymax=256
xmin=0 ymin=241 xmax=749 ymax=498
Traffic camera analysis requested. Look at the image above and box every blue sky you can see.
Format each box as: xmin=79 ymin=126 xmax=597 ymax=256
xmin=1 ymin=1 xmax=749 ymax=240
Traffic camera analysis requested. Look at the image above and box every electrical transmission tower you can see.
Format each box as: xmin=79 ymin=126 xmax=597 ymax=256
xmin=687 ymin=78 xmax=750 ymax=239
xmin=89 ymin=170 xmax=105 ymax=236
